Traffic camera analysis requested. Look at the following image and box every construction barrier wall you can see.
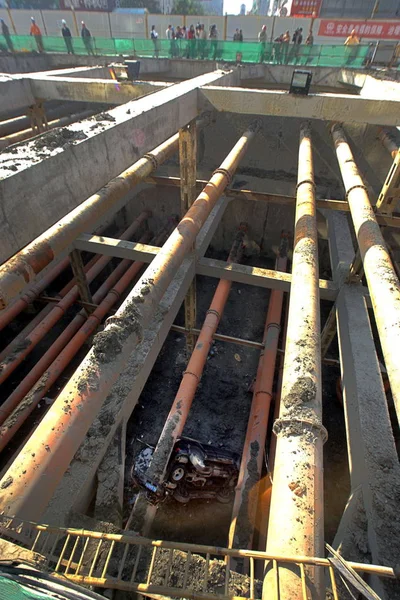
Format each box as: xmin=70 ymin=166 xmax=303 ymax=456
xmin=0 ymin=8 xmax=399 ymax=47
xmin=2 ymin=34 xmax=371 ymax=68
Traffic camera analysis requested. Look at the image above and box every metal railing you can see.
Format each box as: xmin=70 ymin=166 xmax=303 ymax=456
xmin=0 ymin=515 xmax=396 ymax=600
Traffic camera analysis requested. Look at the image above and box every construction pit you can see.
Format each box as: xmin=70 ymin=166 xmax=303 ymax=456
xmin=0 ymin=54 xmax=400 ymax=600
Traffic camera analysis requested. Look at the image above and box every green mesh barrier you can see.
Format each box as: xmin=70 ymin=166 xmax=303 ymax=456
xmin=3 ymin=34 xmax=370 ymax=67
xmin=0 ymin=576 xmax=51 ymax=600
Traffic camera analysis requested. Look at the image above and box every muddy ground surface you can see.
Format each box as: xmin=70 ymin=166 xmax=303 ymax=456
xmin=125 ymin=251 xmax=349 ymax=549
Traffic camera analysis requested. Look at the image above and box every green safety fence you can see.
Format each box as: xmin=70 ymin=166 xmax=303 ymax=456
xmin=1 ymin=35 xmax=370 ymax=68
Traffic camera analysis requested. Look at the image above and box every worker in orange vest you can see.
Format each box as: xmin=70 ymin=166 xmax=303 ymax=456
xmin=30 ymin=17 xmax=43 ymax=52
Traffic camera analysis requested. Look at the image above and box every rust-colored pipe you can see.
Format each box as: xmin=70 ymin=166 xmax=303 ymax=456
xmin=0 ymin=109 xmax=97 ymax=151
xmin=0 ymin=119 xmax=206 ymax=311
xmin=0 ymin=256 xmax=70 ymax=333
xmin=0 ymin=233 xmax=152 ymax=452
xmin=0 ymin=211 xmax=150 ymax=386
xmin=0 ymin=219 xmax=119 ymax=351
xmin=263 ymin=124 xmax=325 ymax=600
xmin=332 ymin=124 xmax=400 ymax=428
xmin=0 ymin=254 xmax=99 ymax=365
xmin=228 ymin=235 xmax=288 ymax=554
xmin=0 ymin=229 xmax=151 ymax=431
xmin=143 ymin=226 xmax=247 ymax=494
xmin=0 ymin=124 xmax=256 ymax=521
xmin=378 ymin=128 xmax=399 ymax=159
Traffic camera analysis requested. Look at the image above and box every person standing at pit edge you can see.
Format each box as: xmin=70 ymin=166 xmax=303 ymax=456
xmin=61 ymin=20 xmax=74 ymax=54
xmin=151 ymin=25 xmax=159 ymax=58
xmin=258 ymin=24 xmax=267 ymax=63
xmin=30 ymin=17 xmax=43 ymax=53
xmin=1 ymin=19 xmax=14 ymax=53
xmin=81 ymin=21 xmax=94 ymax=55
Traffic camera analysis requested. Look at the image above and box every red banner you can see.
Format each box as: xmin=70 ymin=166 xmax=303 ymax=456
xmin=318 ymin=19 xmax=400 ymax=39
xmin=290 ymin=0 xmax=321 ymax=18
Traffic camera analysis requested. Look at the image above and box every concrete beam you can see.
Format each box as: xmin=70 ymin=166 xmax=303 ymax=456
xmin=200 ymin=85 xmax=400 ymax=126
xmin=0 ymin=70 xmax=235 ymax=262
xmin=145 ymin=176 xmax=400 ymax=228
xmin=330 ymin=212 xmax=400 ymax=599
xmin=75 ymin=235 xmax=337 ymax=300
xmin=27 ymin=75 xmax=169 ymax=105
xmin=0 ymin=76 xmax=34 ymax=115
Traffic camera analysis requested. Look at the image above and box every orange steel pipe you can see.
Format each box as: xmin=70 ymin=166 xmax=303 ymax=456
xmin=0 ymin=119 xmax=206 ymax=311
xmin=143 ymin=226 xmax=247 ymax=491
xmin=0 ymin=218 xmax=125 ymax=334
xmin=378 ymin=128 xmax=399 ymax=159
xmin=0 ymin=125 xmax=256 ymax=521
xmin=0 ymin=234 xmax=153 ymax=452
xmin=0 ymin=257 xmax=70 ymax=333
xmin=0 ymin=211 xmax=150 ymax=386
xmin=0 ymin=230 xmax=151 ymax=431
xmin=264 ymin=124 xmax=326 ymax=600
xmin=332 ymin=124 xmax=400 ymax=428
xmin=0 ymin=254 xmax=99 ymax=365
xmin=228 ymin=236 xmax=288 ymax=553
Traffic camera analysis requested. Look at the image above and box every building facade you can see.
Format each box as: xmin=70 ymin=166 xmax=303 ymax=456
xmin=319 ymin=0 xmax=400 ymax=19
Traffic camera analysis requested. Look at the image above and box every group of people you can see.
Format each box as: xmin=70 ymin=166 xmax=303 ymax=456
xmin=257 ymin=24 xmax=316 ymax=63
xmin=151 ymin=23 xmax=220 ymax=60
xmin=0 ymin=16 xmax=94 ymax=55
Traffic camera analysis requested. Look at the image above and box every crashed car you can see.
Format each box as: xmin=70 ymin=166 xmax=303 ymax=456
xmin=132 ymin=437 xmax=240 ymax=504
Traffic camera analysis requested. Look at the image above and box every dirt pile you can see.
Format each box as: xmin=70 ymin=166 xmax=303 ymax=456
xmin=33 ymin=128 xmax=87 ymax=150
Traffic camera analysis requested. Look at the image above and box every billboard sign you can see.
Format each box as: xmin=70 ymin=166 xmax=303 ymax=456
xmin=290 ymin=0 xmax=321 ymax=17
xmin=318 ymin=19 xmax=400 ymax=39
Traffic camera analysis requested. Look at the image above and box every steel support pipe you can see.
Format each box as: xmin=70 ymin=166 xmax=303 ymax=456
xmin=0 ymin=218 xmax=117 ymax=337
xmin=264 ymin=125 xmax=326 ymax=600
xmin=143 ymin=226 xmax=247 ymax=492
xmin=0 ymin=119 xmax=204 ymax=311
xmin=0 ymin=125 xmax=257 ymax=521
xmin=0 ymin=231 xmax=153 ymax=453
xmin=378 ymin=128 xmax=399 ymax=159
xmin=331 ymin=124 xmax=400 ymax=428
xmin=0 ymin=211 xmax=150 ymax=389
xmin=0 ymin=255 xmax=99 ymax=365
xmin=0 ymin=228 xmax=151 ymax=433
xmin=228 ymin=235 xmax=288 ymax=554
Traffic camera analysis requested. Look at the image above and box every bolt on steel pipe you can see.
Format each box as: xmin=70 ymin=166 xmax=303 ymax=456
xmin=332 ymin=124 xmax=400 ymax=428
xmin=263 ymin=125 xmax=326 ymax=600
xmin=0 ymin=211 xmax=150 ymax=388
xmin=0 ymin=125 xmax=257 ymax=521
xmin=228 ymin=234 xmax=288 ymax=556
xmin=0 ymin=230 xmax=153 ymax=453
xmin=0 ymin=119 xmax=205 ymax=311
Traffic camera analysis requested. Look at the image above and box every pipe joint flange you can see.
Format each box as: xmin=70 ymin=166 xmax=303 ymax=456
xmin=345 ymin=184 xmax=368 ymax=200
xmin=255 ymin=389 xmax=273 ymax=398
xmin=273 ymin=417 xmax=328 ymax=444
xmin=183 ymin=370 xmax=200 ymax=382
xmin=206 ymin=308 xmax=221 ymax=319
xmin=144 ymin=153 xmax=159 ymax=170
xmin=296 ymin=179 xmax=316 ymax=192
xmin=213 ymin=167 xmax=232 ymax=185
